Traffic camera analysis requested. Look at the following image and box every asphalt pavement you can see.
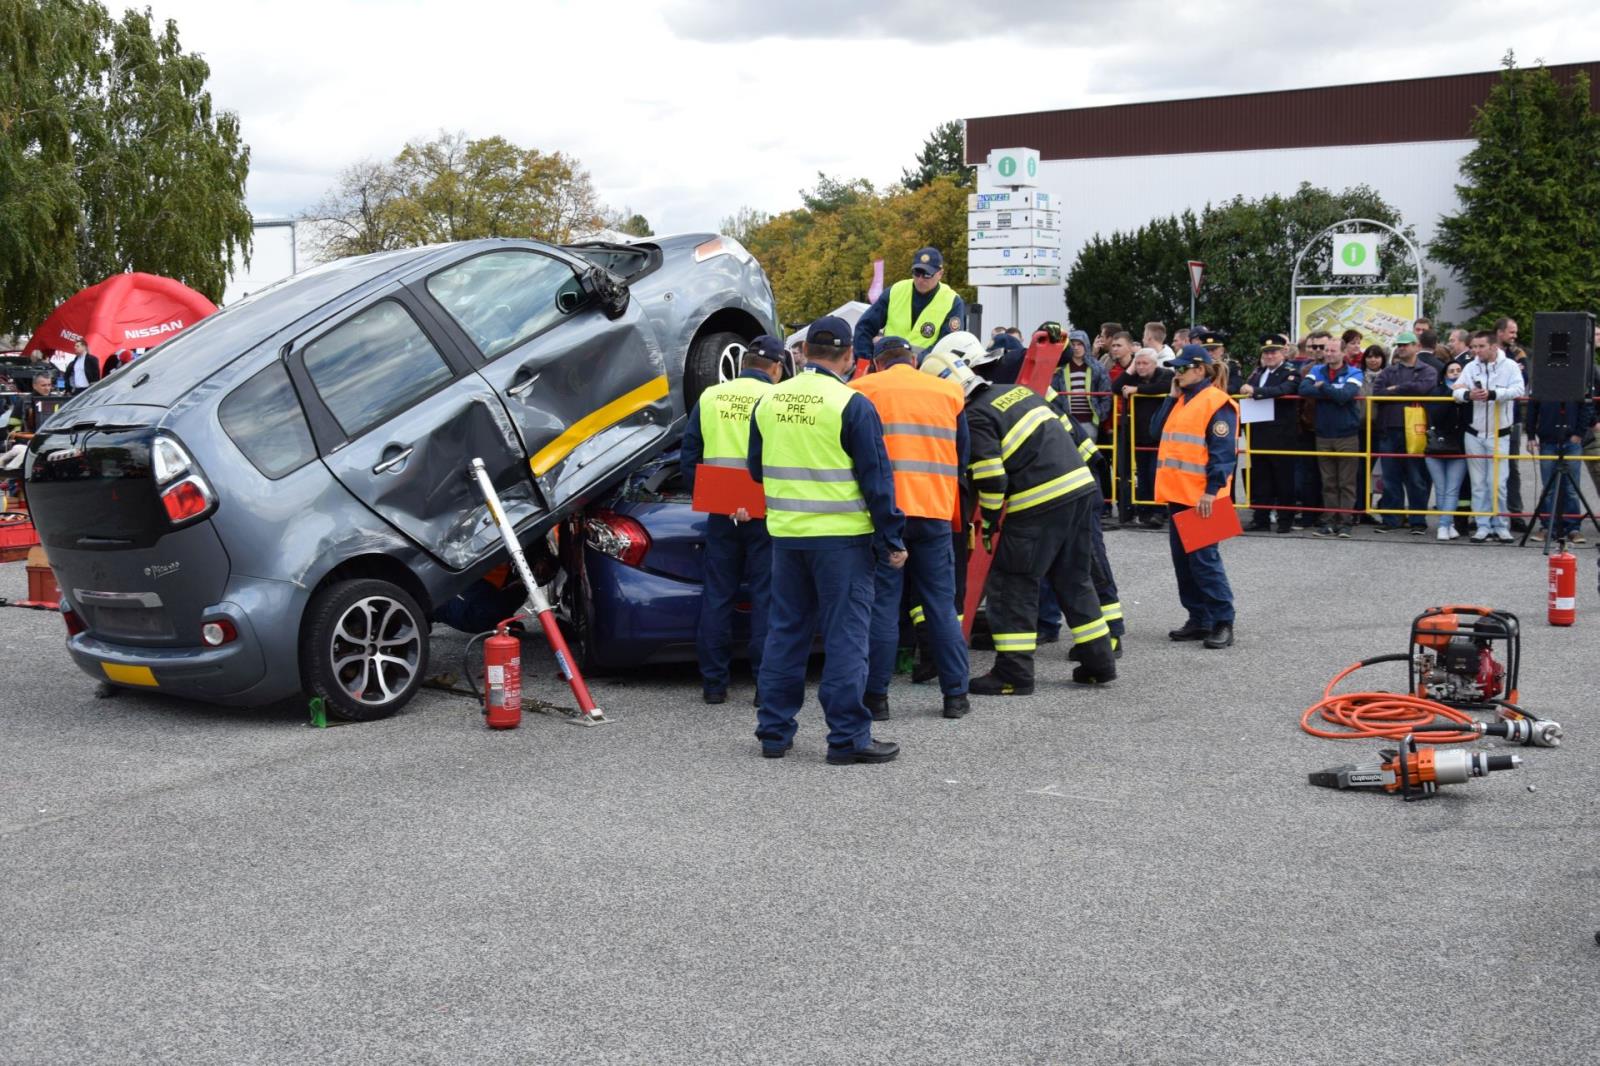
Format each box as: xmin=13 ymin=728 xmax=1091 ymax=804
xmin=3 ymin=526 xmax=1599 ymax=1065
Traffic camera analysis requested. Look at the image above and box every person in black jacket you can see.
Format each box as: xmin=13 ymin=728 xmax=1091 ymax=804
xmin=1526 ymin=386 xmax=1598 ymax=543
xmin=1119 ymin=349 xmax=1173 ymax=526
xmin=1423 ymin=361 xmax=1471 ymax=541
xmin=66 ymin=339 xmax=101 ymax=394
xmin=1238 ymin=335 xmax=1302 ymax=532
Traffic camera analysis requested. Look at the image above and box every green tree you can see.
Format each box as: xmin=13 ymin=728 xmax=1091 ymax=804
xmin=740 ymin=174 xmax=972 ymax=327
xmin=0 ymin=0 xmax=251 ymax=333
xmin=1064 ymin=212 xmax=1199 ymax=337
xmin=612 ymin=210 xmax=652 ymax=237
xmin=719 ymin=205 xmax=771 ymax=244
xmin=800 ymin=172 xmax=875 ymax=213
xmin=1064 ymin=183 xmax=1442 ymax=360
xmin=302 ymin=159 xmax=406 ymax=261
xmin=1432 ymin=54 xmax=1600 ymax=329
xmin=902 ymin=120 xmax=971 ymax=191
xmin=304 ymin=131 xmax=606 ymax=259
xmin=1198 ymin=183 xmax=1441 ymax=349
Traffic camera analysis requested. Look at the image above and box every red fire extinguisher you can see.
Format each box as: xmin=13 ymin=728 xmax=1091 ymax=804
xmin=1548 ymin=549 xmax=1577 ymax=626
xmin=483 ymin=619 xmax=522 ymax=728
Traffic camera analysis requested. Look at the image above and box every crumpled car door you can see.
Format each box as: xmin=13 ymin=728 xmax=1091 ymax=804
xmin=417 ymin=247 xmax=676 ymax=514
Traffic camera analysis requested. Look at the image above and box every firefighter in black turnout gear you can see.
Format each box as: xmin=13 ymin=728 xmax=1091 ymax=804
xmin=966 ymin=381 xmax=1117 ymax=696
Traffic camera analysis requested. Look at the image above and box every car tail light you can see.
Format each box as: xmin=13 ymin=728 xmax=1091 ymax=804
xmin=585 ymin=510 xmax=650 ymax=567
xmin=62 ymin=606 xmax=86 ymax=636
xmin=201 ymin=619 xmax=238 ymax=647
xmin=161 ymin=476 xmax=213 ymax=523
xmin=152 ymin=435 xmax=216 ymax=527
xmin=694 ymin=236 xmax=752 ymax=264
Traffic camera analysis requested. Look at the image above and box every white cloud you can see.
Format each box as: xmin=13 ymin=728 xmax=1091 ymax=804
xmin=140 ymin=0 xmax=1600 ymax=235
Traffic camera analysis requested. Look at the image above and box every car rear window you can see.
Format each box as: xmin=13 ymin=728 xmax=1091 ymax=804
xmin=302 ymin=300 xmax=453 ymax=436
xmin=219 ymin=362 xmax=316 ymax=478
xmin=426 ymin=250 xmax=584 ymax=359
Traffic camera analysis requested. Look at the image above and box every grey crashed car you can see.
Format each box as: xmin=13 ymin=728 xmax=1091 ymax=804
xmin=25 ymin=235 xmax=777 ymax=719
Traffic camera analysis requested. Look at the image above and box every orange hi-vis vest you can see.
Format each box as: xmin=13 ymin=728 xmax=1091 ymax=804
xmin=1154 ymin=385 xmax=1237 ymax=506
xmin=851 ymin=362 xmax=964 ymax=520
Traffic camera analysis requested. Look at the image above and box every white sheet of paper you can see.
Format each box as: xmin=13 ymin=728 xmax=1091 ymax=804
xmin=1238 ymin=398 xmax=1276 ymax=424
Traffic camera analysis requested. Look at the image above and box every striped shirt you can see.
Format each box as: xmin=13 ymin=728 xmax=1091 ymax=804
xmin=1066 ymin=366 xmax=1093 ymax=421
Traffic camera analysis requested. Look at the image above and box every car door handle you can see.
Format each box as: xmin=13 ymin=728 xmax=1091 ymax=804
xmin=372 ymin=447 xmax=413 ymax=474
xmin=507 ymin=377 xmax=535 ymax=397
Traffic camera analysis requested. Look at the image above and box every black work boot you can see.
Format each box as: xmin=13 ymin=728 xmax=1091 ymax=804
xmin=1070 ymin=639 xmax=1117 ymax=685
xmin=1203 ymin=622 xmax=1235 ymax=649
xmin=863 ymin=692 xmax=891 ymax=721
xmin=942 ymin=693 xmax=970 ymax=719
xmin=1168 ymin=621 xmax=1210 ymax=641
xmin=968 ymin=673 xmax=1034 ymax=697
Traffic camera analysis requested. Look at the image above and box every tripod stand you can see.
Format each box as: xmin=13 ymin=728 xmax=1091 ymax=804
xmin=1519 ymin=446 xmax=1600 ymax=548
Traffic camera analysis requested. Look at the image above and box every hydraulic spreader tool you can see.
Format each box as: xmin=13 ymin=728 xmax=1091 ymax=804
xmin=1310 ymin=734 xmax=1521 ymax=801
xmin=1302 ymin=606 xmax=1562 ymax=800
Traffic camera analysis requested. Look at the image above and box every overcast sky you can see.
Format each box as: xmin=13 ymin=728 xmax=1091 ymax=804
xmin=142 ymin=0 xmax=1600 ymax=237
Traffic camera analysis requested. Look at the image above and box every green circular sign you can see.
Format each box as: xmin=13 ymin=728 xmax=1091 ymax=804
xmin=997 ymin=156 xmax=1016 ymax=178
xmin=1027 ymin=158 xmax=1037 ymax=177
xmin=1341 ymin=242 xmax=1368 ymax=267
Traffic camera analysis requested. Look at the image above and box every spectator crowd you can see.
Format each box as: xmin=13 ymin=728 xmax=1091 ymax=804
xmin=983 ymin=315 xmax=1600 ymax=544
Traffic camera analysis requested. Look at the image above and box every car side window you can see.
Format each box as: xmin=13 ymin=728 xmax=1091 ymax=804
xmin=218 ymin=362 xmax=316 ymax=479
xmin=302 ymin=300 xmax=454 ymax=437
xmin=426 ymin=250 xmax=584 ymax=359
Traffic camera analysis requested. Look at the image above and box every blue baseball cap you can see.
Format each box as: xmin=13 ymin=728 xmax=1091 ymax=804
xmin=1169 ymin=343 xmax=1214 ymax=368
xmin=805 ymin=315 xmax=853 ymax=349
xmin=745 ymin=334 xmax=785 ymax=361
xmin=911 ymin=247 xmax=943 ymax=275
xmin=873 ymin=335 xmax=913 ymax=359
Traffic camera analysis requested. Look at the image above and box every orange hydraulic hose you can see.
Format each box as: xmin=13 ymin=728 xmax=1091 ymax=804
xmin=1300 ymin=661 xmax=1479 ymax=744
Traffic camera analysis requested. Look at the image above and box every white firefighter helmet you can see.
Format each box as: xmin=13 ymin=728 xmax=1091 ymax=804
xmin=920 ymin=331 xmax=987 ymax=396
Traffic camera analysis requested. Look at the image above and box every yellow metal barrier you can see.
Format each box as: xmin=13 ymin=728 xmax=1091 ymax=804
xmin=1114 ymin=390 xmax=1594 ymax=520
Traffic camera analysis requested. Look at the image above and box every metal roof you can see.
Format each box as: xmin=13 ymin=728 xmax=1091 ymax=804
xmin=965 ymin=61 xmax=1600 ymax=163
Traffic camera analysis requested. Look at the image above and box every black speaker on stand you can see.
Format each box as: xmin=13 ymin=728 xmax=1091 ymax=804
xmin=1519 ymin=311 xmax=1600 ymax=549
xmin=1530 ymin=311 xmax=1596 ymax=404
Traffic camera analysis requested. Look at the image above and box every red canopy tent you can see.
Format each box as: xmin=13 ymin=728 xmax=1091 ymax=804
xmin=23 ymin=273 xmax=217 ymax=358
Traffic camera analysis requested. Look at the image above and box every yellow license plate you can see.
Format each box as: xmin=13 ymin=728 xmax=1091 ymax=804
xmin=101 ymin=663 xmax=158 ymax=687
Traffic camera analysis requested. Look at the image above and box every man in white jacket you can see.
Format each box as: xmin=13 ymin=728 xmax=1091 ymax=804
xmin=1452 ymin=330 xmax=1526 ymax=542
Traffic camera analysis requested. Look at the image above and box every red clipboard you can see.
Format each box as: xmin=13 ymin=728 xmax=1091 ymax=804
xmin=1172 ymin=501 xmax=1242 ymax=552
xmin=691 ymin=464 xmax=766 ymax=518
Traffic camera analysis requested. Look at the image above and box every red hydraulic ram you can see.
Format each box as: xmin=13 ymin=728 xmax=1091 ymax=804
xmin=468 ymin=457 xmax=608 ymax=724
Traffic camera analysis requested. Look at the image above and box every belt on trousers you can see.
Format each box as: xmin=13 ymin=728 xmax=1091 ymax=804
xmin=1465 ymin=426 xmax=1512 ymax=437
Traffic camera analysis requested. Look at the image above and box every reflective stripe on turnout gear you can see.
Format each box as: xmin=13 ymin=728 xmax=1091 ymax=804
xmin=991 ymin=631 xmax=1038 ymax=653
xmin=1001 ymin=406 xmax=1054 ymax=460
xmin=1007 ymin=467 xmax=1094 ymax=512
xmin=1070 ymin=617 xmax=1112 ymax=645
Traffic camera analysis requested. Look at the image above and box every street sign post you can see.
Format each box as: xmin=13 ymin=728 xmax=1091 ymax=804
xmin=1187 ymin=260 xmax=1205 ymax=329
xmin=969 ymin=147 xmax=1056 ymax=332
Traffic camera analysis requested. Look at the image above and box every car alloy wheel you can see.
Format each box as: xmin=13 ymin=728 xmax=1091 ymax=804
xmin=717 ymin=339 xmax=746 ymax=383
xmin=300 ymin=578 xmax=430 ymax=721
xmin=330 ymin=595 xmax=422 ymax=706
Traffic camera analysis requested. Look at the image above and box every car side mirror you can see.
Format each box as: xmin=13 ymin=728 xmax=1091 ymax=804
xmin=579 ymin=266 xmax=630 ymax=320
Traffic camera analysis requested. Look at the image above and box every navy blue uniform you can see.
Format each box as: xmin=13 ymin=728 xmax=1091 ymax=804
xmin=1152 ymin=382 xmax=1238 ymax=628
xmin=851 ymin=287 xmax=967 ymax=361
xmin=747 ymin=368 xmax=904 ymax=758
xmin=682 ymin=369 xmax=775 ymax=698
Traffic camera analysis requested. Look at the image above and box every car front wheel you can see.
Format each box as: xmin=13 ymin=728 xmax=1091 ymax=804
xmin=300 ymin=578 xmax=429 ymax=721
xmin=683 ymin=330 xmax=747 ymax=409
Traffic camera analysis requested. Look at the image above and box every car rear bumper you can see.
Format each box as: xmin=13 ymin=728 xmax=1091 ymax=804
xmin=63 ymin=577 xmax=308 ymax=707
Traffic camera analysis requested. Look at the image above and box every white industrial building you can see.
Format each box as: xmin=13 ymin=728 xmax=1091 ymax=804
xmin=963 ymin=61 xmax=1600 ymax=333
